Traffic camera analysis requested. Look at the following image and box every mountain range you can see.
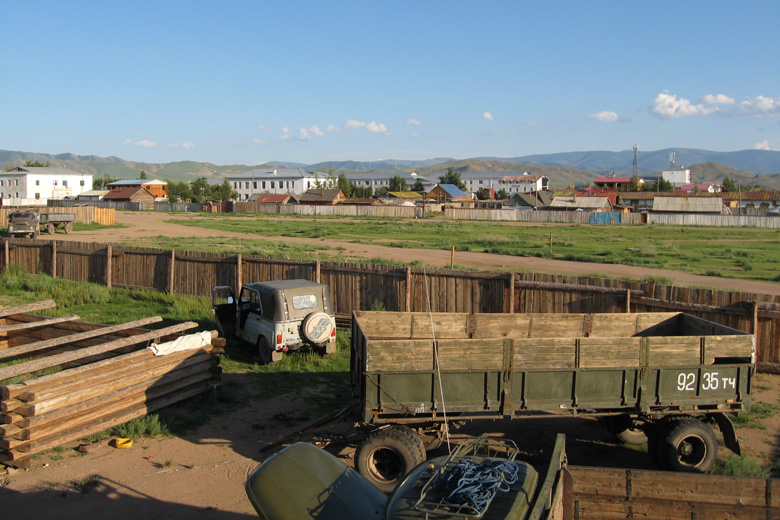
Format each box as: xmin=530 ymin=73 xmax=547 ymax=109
xmin=2 ymin=148 xmax=779 ymax=190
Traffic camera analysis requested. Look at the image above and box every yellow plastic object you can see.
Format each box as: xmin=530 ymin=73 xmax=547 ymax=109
xmin=114 ymin=438 xmax=133 ymax=449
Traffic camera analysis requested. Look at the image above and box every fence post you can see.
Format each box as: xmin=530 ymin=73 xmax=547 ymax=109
xmin=508 ymin=273 xmax=515 ymax=313
xmin=406 ymin=267 xmax=412 ymax=312
xmin=51 ymin=241 xmax=57 ymax=278
xmin=236 ymin=254 xmax=242 ymax=291
xmin=315 ymin=260 xmax=321 ymax=283
xmin=105 ymin=245 xmax=112 ymax=288
xmin=168 ymin=250 xmax=175 ymax=294
xmin=625 ymin=289 xmax=631 ymax=313
xmin=4 ymin=239 xmax=8 ymax=270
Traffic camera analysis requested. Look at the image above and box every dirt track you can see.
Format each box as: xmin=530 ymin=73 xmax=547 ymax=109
xmin=3 ymin=212 xmax=779 ymax=518
xmin=46 ymin=211 xmax=780 ymax=296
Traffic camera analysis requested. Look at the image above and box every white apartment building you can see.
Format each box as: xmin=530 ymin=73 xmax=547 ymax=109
xmin=0 ymin=166 xmax=93 ymax=204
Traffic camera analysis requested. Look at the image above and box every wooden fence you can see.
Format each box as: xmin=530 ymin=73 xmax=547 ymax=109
xmin=2 ymin=238 xmax=779 ymax=364
xmin=0 ymin=207 xmax=115 ymax=226
xmin=446 ymin=207 xmax=780 ymax=228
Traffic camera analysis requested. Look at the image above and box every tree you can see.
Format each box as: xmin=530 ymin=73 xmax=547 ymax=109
xmin=641 ymin=178 xmax=674 ymax=192
xmin=139 ymin=170 xmax=148 ymax=179
xmin=721 ymin=176 xmax=737 ymax=192
xmin=337 ymin=173 xmax=353 ymax=198
xmin=190 ymin=177 xmax=209 ymax=203
xmin=93 ymin=174 xmax=119 ymax=190
xmin=497 ymin=188 xmax=509 ymax=200
xmin=389 ymin=176 xmax=408 ymax=192
xmin=439 ymin=168 xmax=466 ymax=190
xmin=627 ymin=175 xmax=641 ymax=192
xmin=411 ymin=178 xmax=425 ymax=192
xmin=24 ymin=160 xmax=50 ymax=167
xmin=209 ymin=179 xmax=237 ymax=201
xmin=167 ymin=180 xmax=192 ymax=203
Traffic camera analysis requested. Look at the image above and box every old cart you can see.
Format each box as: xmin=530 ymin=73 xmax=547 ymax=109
xmin=350 ymin=311 xmax=754 ymax=490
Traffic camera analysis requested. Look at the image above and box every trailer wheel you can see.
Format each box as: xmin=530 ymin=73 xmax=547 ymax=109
xmin=658 ymin=419 xmax=718 ymax=473
xmin=647 ymin=417 xmax=686 ymax=470
xmin=355 ymin=427 xmax=425 ymax=493
xmin=603 ymin=415 xmax=648 ymax=445
xmin=47 ymin=223 xmax=55 ymax=235
xmin=387 ymin=425 xmax=426 ymax=461
xmin=65 ymin=221 xmax=73 ymax=234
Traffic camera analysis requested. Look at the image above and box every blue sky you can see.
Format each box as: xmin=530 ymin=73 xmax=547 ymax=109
xmin=3 ymin=1 xmax=779 ymax=166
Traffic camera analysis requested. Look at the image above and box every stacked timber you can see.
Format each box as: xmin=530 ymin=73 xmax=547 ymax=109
xmin=0 ymin=300 xmax=223 ymax=468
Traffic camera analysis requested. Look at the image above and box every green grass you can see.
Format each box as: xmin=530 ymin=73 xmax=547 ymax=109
xmin=714 ymin=454 xmax=771 ymax=477
xmin=116 ymin=215 xmax=780 ymax=283
xmin=731 ymin=403 xmax=778 ymax=430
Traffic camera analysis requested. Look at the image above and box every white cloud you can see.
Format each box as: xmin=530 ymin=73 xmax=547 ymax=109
xmin=327 ymin=124 xmax=341 ymax=132
xmin=653 ymin=92 xmax=780 ymax=119
xmin=181 ymin=141 xmax=194 ymax=149
xmin=136 ymin=140 xmax=157 ymax=148
xmin=345 ymin=120 xmax=388 ymax=133
xmin=483 ymin=112 xmax=494 ymax=121
xmin=740 ymin=95 xmax=780 ymax=116
xmin=281 ymin=127 xmax=290 ymax=134
xmin=308 ymin=125 xmax=324 ymax=137
xmin=754 ymin=140 xmax=778 ymax=151
xmin=590 ymin=111 xmax=620 ymax=122
xmin=123 ymin=138 xmax=132 ymax=144
xmin=278 ymin=134 xmax=291 ymax=141
xmin=252 ymin=138 xmax=266 ymax=145
xmin=257 ymin=125 xmax=271 ymax=131
xmin=651 ymin=92 xmax=718 ymax=119
xmin=702 ymin=94 xmax=735 ymax=105
xmin=406 ymin=118 xmax=421 ymax=126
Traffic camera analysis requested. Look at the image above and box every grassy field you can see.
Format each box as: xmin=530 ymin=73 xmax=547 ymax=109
xmin=131 ymin=214 xmax=780 ymax=283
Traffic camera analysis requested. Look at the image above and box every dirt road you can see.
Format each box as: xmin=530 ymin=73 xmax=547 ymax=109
xmin=47 ymin=211 xmax=780 ymax=296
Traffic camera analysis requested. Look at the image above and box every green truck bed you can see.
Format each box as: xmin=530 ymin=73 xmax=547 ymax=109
xmin=350 ymin=311 xmax=755 ymax=425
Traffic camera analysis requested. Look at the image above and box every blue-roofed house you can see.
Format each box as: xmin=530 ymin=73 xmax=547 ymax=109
xmin=426 ymin=184 xmax=473 ymax=202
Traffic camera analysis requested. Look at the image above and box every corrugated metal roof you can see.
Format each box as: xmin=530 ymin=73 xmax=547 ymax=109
xmin=439 ymin=184 xmax=471 ymax=198
xmin=230 ymin=168 xmax=321 ymax=180
xmin=653 ymin=197 xmax=723 ymax=212
xmin=299 ymin=188 xmax=343 ymax=202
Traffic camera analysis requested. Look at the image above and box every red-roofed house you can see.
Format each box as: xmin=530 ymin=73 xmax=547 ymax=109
xmin=251 ymin=193 xmax=295 ymax=204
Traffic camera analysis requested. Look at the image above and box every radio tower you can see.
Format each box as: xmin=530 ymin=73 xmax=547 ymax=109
xmin=633 ymin=144 xmax=638 ymax=177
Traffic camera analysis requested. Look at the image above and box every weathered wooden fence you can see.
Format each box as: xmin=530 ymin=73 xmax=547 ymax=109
xmin=0 ymin=207 xmax=115 ymax=226
xmin=2 ymin=238 xmax=779 ymax=365
xmin=445 ymin=207 xmax=780 ymax=228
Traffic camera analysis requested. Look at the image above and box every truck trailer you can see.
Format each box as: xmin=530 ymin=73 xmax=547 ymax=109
xmin=350 ymin=311 xmax=754 ymax=490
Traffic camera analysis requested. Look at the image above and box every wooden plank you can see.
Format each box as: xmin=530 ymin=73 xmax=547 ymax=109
xmin=527 ymin=315 xmax=586 ymax=338
xmin=0 ymin=316 xmax=163 ymax=362
xmin=437 ymin=339 xmax=505 ymax=371
xmin=411 ymin=313 xmax=469 ymax=339
xmin=0 ymin=300 xmax=56 ymax=318
xmin=471 ymin=314 xmax=531 ymax=339
xmin=0 ymin=315 xmax=80 ymax=333
xmin=579 ymin=337 xmax=641 ymax=368
xmin=366 ymin=340 xmax=433 ymax=372
xmin=0 ymin=321 xmax=197 ymax=381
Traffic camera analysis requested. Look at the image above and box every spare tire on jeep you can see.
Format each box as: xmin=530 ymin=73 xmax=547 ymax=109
xmin=301 ymin=311 xmax=334 ymax=344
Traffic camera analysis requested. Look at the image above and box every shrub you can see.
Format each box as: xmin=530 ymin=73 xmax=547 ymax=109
xmin=714 ymin=454 xmax=769 ymax=477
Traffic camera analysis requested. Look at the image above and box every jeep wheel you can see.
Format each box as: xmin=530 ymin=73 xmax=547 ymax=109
xmin=257 ymin=337 xmax=274 ymax=365
xmin=301 ymin=312 xmax=334 ymax=344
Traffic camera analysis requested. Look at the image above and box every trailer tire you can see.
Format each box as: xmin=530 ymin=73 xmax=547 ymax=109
xmin=603 ymin=415 xmax=648 ymax=445
xmin=387 ymin=425 xmax=426 ymax=461
xmin=47 ymin=223 xmax=55 ymax=235
xmin=658 ymin=419 xmax=718 ymax=473
xmin=356 ymin=428 xmax=425 ymax=493
xmin=65 ymin=221 xmax=73 ymax=234
xmin=647 ymin=416 xmax=687 ymax=470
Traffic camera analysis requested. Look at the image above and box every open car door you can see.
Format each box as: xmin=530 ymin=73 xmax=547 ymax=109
xmin=211 ymin=286 xmax=237 ymax=338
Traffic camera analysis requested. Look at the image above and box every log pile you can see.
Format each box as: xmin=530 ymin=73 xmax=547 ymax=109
xmin=0 ymin=300 xmax=223 ymax=468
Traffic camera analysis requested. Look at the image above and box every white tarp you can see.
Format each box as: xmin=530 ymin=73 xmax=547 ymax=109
xmin=148 ymin=330 xmax=212 ymax=356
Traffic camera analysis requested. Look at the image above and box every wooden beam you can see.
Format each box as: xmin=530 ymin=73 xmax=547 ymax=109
xmin=0 ymin=300 xmax=56 ymax=318
xmin=0 ymin=316 xmax=163 ymax=362
xmin=631 ymin=296 xmax=752 ymax=316
xmin=168 ymin=250 xmax=175 ymax=294
xmin=0 ymin=321 xmax=195 ymax=381
xmin=0 ymin=315 xmax=80 ymax=333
